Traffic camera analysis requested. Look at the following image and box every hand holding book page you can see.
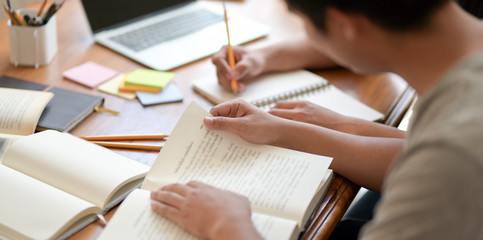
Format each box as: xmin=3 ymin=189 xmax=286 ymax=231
xmin=98 ymin=102 xmax=334 ymax=240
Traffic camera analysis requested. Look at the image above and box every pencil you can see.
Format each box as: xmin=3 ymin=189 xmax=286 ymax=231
xmin=37 ymin=0 xmax=48 ymax=17
xmin=12 ymin=10 xmax=26 ymax=26
xmin=90 ymin=141 xmax=162 ymax=151
xmin=222 ymin=0 xmax=238 ymax=94
xmin=3 ymin=4 xmax=17 ymax=25
xmin=78 ymin=134 xmax=168 ymax=141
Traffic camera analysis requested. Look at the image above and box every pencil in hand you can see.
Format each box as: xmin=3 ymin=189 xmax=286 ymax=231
xmin=222 ymin=0 xmax=238 ymax=94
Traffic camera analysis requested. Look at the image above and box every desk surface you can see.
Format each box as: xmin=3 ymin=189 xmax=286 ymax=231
xmin=0 ymin=0 xmax=410 ymax=239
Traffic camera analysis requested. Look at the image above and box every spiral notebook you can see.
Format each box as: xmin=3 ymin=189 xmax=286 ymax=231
xmin=192 ymin=70 xmax=384 ymax=122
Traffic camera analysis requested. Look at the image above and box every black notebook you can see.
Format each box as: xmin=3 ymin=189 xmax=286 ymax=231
xmin=0 ymin=75 xmax=104 ymax=132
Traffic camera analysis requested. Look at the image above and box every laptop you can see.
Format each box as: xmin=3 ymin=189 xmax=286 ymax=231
xmin=80 ymin=0 xmax=269 ymax=71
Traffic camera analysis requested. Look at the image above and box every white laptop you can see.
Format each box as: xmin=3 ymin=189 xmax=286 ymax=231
xmin=80 ymin=0 xmax=269 ymax=70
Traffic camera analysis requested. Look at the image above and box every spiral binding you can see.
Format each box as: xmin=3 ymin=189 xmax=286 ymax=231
xmin=251 ymin=81 xmax=330 ymax=111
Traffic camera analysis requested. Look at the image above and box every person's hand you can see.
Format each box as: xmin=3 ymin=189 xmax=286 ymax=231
xmin=151 ymin=181 xmax=262 ymax=240
xmin=268 ymin=100 xmax=350 ymax=131
xmin=211 ymin=45 xmax=266 ymax=93
xmin=204 ymin=100 xmax=286 ymax=145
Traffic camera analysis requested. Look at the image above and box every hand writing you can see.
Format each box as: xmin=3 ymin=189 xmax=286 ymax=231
xmin=212 ymin=45 xmax=265 ymax=93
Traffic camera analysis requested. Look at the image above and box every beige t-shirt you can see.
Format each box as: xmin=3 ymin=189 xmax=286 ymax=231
xmin=361 ymin=53 xmax=483 ymax=239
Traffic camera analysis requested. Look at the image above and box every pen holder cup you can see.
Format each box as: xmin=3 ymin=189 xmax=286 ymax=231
xmin=7 ymin=9 xmax=58 ymax=68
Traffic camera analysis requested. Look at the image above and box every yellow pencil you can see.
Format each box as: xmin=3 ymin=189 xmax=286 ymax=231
xmin=12 ymin=11 xmax=26 ymax=26
xmin=37 ymin=0 xmax=48 ymax=17
xmin=222 ymin=0 xmax=238 ymax=94
xmin=3 ymin=5 xmax=17 ymax=25
xmin=90 ymin=141 xmax=162 ymax=151
xmin=78 ymin=134 xmax=168 ymax=141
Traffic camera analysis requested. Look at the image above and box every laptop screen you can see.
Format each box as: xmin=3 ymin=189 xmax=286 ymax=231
xmin=81 ymin=0 xmax=194 ymax=33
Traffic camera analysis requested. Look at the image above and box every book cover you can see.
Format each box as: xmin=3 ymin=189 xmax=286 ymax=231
xmin=0 ymin=75 xmax=104 ymax=132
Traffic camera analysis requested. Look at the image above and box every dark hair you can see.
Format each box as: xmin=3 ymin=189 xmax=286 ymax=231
xmin=458 ymin=0 xmax=483 ymax=18
xmin=284 ymin=0 xmax=449 ymax=32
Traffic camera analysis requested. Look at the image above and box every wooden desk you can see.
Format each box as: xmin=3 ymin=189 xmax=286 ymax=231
xmin=0 ymin=0 xmax=412 ymax=239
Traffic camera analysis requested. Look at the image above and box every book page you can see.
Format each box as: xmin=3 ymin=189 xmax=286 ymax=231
xmin=0 ymin=87 xmax=53 ymax=135
xmin=98 ymin=189 xmax=298 ymax=240
xmin=302 ymin=85 xmax=384 ymax=122
xmin=0 ymin=166 xmax=98 ymax=240
xmin=142 ymin=102 xmax=332 ymax=226
xmin=1 ymin=130 xmax=150 ymax=210
xmin=0 ymin=133 xmax=22 ymax=162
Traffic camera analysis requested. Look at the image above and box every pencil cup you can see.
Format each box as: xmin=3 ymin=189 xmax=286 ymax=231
xmin=7 ymin=9 xmax=58 ymax=68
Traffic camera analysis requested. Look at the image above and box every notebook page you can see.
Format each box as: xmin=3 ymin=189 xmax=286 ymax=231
xmin=192 ymin=70 xmax=328 ymax=104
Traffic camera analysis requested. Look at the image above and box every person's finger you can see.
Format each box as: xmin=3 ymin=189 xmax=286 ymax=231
xmin=186 ymin=180 xmax=207 ymax=188
xmin=236 ymin=82 xmax=247 ymax=92
xmin=267 ymin=108 xmax=297 ymax=120
xmin=213 ymin=57 xmax=234 ymax=81
xmin=209 ymin=101 xmax=249 ymax=118
xmin=216 ymin=69 xmax=232 ymax=91
xmin=233 ymin=59 xmax=250 ymax=80
xmin=233 ymin=46 xmax=244 ymax=62
xmin=161 ymin=183 xmax=192 ymax=196
xmin=272 ymin=100 xmax=302 ymax=109
xmin=151 ymin=190 xmax=185 ymax=209
xmin=203 ymin=116 xmax=245 ymax=133
xmin=151 ymin=200 xmax=181 ymax=223
xmin=211 ymin=45 xmax=228 ymax=64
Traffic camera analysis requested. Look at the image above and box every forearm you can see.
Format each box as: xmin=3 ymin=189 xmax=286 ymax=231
xmin=332 ymin=116 xmax=406 ymax=138
xmin=254 ymin=35 xmax=337 ymax=73
xmin=273 ymin=119 xmax=404 ymax=192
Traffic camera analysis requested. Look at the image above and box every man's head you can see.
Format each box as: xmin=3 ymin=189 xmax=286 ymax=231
xmin=284 ymin=0 xmax=450 ymax=73
xmin=284 ymin=0 xmax=449 ymax=32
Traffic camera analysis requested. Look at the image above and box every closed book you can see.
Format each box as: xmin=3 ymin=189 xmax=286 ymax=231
xmin=0 ymin=75 xmax=104 ymax=132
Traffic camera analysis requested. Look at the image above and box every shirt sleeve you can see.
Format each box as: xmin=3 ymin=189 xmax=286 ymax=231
xmin=360 ymin=144 xmax=483 ymax=240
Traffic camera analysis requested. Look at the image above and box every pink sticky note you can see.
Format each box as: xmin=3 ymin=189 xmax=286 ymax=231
xmin=63 ymin=62 xmax=119 ymax=88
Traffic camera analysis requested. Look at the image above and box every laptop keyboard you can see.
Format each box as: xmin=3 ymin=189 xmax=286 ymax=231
xmin=110 ymin=9 xmax=224 ymax=52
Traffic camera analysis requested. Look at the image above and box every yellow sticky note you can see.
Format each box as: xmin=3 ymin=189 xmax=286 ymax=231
xmin=98 ymin=74 xmax=137 ymax=100
xmin=125 ymin=69 xmax=175 ymax=89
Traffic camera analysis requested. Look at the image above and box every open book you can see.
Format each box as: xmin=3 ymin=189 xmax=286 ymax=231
xmin=98 ymin=102 xmax=334 ymax=240
xmin=0 ymin=87 xmax=54 ymax=158
xmin=193 ymin=70 xmax=384 ymax=122
xmin=0 ymin=130 xmax=150 ymax=240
